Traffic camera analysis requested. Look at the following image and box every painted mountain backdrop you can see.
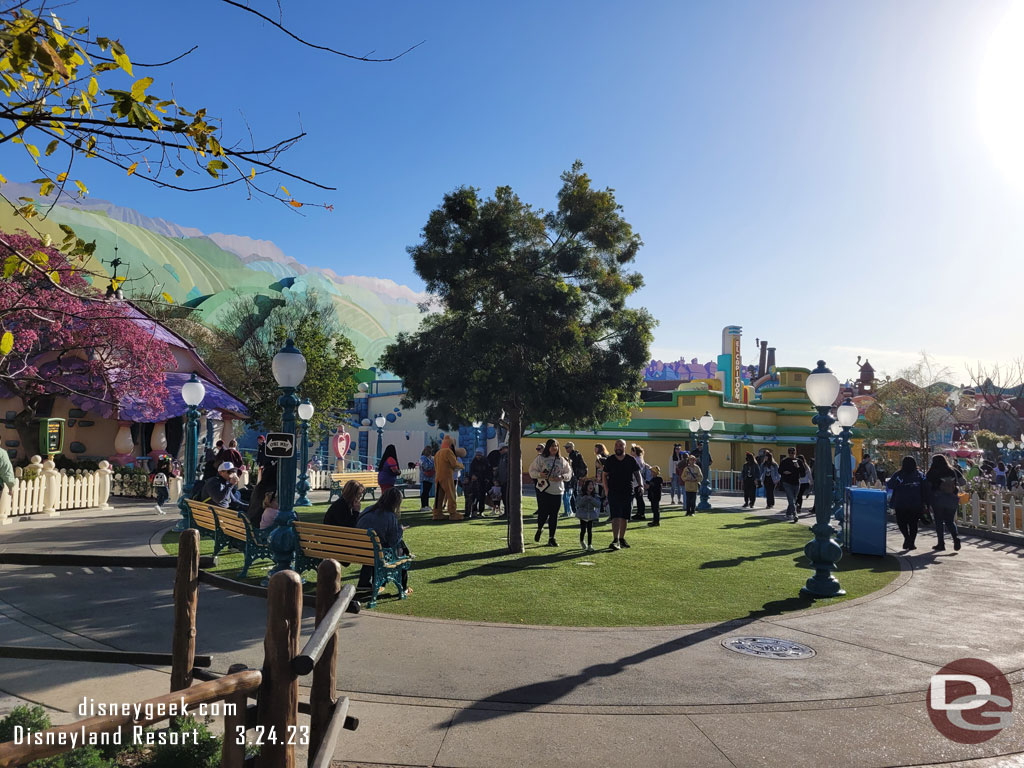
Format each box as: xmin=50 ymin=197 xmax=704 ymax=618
xmin=0 ymin=183 xmax=427 ymax=366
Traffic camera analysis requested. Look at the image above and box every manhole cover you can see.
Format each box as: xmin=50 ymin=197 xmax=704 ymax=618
xmin=721 ymin=636 xmax=815 ymax=659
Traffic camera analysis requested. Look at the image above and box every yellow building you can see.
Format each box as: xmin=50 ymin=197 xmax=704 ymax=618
xmin=520 ymin=367 xmax=864 ymax=479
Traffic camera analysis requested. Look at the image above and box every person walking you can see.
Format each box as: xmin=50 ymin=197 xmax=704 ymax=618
xmin=469 ymin=448 xmax=490 ymax=518
xmin=529 ymin=438 xmax=573 ymax=546
xmin=925 ymin=454 xmax=964 ymax=551
xmin=886 ymin=456 xmax=927 ymax=550
xmin=680 ymin=455 xmax=702 ymax=516
xmin=565 ymin=441 xmax=588 ymax=517
xmin=593 ymin=443 xmax=609 ymax=515
xmin=741 ymin=452 xmax=759 ymax=508
xmin=647 ymin=466 xmax=664 ymax=526
xmin=796 ymin=455 xmax=811 ymax=513
xmin=760 ymin=450 xmax=779 ymax=509
xmin=377 ymin=444 xmax=402 ymax=493
xmin=630 ymin=444 xmax=649 ymax=521
xmin=496 ymin=443 xmax=510 ymax=518
xmin=669 ymin=445 xmax=685 ymax=505
xmin=576 ymin=479 xmax=601 ymax=551
xmin=855 ymin=454 xmax=879 ymax=486
xmin=779 ymin=447 xmax=802 ymax=522
xmin=603 ymin=439 xmax=643 ymax=549
xmin=418 ymin=446 xmax=435 ymax=512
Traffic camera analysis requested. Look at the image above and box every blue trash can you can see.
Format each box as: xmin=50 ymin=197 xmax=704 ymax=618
xmin=847 ymin=488 xmax=887 ymax=556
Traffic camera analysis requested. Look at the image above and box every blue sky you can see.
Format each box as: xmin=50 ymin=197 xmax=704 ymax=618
xmin=9 ymin=0 xmax=1024 ymax=384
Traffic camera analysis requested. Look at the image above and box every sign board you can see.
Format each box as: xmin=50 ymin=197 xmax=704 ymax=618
xmin=264 ymin=432 xmax=295 ymax=459
xmin=39 ymin=418 xmax=65 ymax=455
xmin=731 ymin=333 xmax=742 ymax=403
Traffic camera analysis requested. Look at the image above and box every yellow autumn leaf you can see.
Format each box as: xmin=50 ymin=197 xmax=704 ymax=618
xmin=161 ymin=292 xmax=174 ymax=304
xmin=289 ymin=200 xmax=303 ymax=208
xmin=0 ymin=331 xmax=12 ymax=356
xmin=56 ymin=172 xmax=67 ymax=182
xmin=280 ymin=185 xmax=290 ymax=197
xmin=0 ymin=173 xmax=6 ymax=184
xmin=126 ymin=162 xmax=138 ymax=176
xmin=249 ymin=167 xmax=255 ymax=180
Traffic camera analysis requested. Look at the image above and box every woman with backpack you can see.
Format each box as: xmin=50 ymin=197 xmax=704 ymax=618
xmin=926 ymin=455 xmax=964 ymax=552
xmin=886 ymin=456 xmax=927 ymax=550
xmin=759 ymin=450 xmax=779 ymax=509
xmin=741 ymin=452 xmax=759 ymax=508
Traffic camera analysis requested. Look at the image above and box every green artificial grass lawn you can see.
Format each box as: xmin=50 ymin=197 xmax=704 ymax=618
xmin=163 ymin=498 xmax=900 ymax=627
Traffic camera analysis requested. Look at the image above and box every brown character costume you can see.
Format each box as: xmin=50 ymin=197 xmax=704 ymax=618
xmin=432 ymin=436 xmax=465 ymax=521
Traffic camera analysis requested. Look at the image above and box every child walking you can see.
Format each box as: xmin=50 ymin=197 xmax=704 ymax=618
xmin=576 ymin=480 xmax=601 ymax=551
xmin=647 ymin=466 xmax=664 ymax=526
xmin=153 ymin=471 xmax=169 ymax=514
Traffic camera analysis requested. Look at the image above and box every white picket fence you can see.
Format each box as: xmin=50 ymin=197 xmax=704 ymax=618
xmin=0 ymin=456 xmax=115 ymax=523
xmin=957 ymin=493 xmax=1023 ymax=537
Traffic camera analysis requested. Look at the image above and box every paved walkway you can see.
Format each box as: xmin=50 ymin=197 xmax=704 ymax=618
xmin=0 ymin=495 xmax=1022 ymax=767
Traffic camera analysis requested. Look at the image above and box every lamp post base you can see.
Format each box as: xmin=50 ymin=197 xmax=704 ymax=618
xmin=801 ymin=579 xmax=846 ymax=598
xmin=294 ymin=497 xmax=312 ymax=507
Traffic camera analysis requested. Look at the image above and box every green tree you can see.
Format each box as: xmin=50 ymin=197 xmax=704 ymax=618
xmin=379 ymin=162 xmax=654 ymax=553
xmin=224 ymin=290 xmax=360 ymax=438
xmin=869 ymin=353 xmax=955 ymax=466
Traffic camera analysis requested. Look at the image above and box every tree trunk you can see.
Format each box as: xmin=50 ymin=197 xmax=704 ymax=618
xmin=13 ymin=405 xmax=39 ymax=459
xmin=506 ymin=409 xmax=524 ymax=553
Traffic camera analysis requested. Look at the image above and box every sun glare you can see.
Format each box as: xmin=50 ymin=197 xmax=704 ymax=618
xmin=979 ymin=0 xmax=1024 ymax=191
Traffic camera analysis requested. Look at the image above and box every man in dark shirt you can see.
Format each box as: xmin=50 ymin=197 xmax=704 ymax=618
xmin=779 ymin=447 xmax=802 ymax=522
xmin=602 ymin=439 xmax=644 ymax=550
xmin=202 ymin=462 xmax=243 ymax=510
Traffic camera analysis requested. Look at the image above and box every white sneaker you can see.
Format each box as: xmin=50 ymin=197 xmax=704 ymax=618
xmin=155 ymin=505 xmax=165 ymax=515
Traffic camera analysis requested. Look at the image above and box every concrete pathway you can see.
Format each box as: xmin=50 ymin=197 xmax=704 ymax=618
xmin=0 ymin=495 xmax=1022 ymax=767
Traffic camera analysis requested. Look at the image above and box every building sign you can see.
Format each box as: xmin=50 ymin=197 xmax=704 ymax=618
xmin=264 ymin=432 xmax=295 ymax=459
xmin=39 ymin=418 xmax=65 ymax=455
xmin=731 ymin=332 xmax=742 ymax=403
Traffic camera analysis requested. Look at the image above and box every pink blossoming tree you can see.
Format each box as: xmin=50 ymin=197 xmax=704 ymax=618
xmin=0 ymin=231 xmax=173 ymax=456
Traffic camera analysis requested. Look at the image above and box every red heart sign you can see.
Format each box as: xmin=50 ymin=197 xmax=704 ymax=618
xmin=332 ymin=428 xmax=352 ymax=459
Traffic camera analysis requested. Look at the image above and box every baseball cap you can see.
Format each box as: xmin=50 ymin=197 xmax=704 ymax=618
xmin=218 ymin=462 xmax=236 ymax=472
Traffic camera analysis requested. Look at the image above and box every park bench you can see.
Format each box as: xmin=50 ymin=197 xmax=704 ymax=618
xmin=185 ymin=500 xmax=273 ymax=578
xmin=327 ymin=471 xmax=380 ymax=503
xmin=292 ymin=520 xmax=411 ymax=608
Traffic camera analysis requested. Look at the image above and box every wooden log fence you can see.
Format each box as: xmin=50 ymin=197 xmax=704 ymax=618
xmin=0 ymin=531 xmax=360 ymax=768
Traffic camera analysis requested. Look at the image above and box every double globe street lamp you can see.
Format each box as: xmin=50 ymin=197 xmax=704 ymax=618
xmin=688 ymin=410 xmax=715 ymax=510
xmin=831 ymin=398 xmax=858 ymax=540
xmin=802 ymin=361 xmax=845 ymax=597
xmin=175 ymin=373 xmax=206 ymax=532
xmin=267 ymin=339 xmax=307 ymax=578
xmin=294 ymin=398 xmax=315 ymax=507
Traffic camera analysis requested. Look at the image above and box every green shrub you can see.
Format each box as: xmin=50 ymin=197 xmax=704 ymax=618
xmin=0 ymin=705 xmax=110 ymax=768
xmin=145 ymin=716 xmax=220 ymax=768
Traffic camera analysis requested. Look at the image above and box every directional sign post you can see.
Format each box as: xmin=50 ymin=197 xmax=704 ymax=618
xmin=264 ymin=432 xmax=295 ymax=459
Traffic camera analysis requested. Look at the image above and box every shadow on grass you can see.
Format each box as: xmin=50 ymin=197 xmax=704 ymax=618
xmin=720 ymin=518 xmax=779 ymax=530
xmin=410 ymin=547 xmax=511 ymax=570
xmin=430 ymin=550 xmax=589 ymax=583
xmin=700 ymin=547 xmax=804 ymax=569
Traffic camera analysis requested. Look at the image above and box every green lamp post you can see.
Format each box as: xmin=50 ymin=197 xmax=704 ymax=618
xmin=697 ymin=410 xmax=714 ymax=510
xmin=801 ymin=361 xmax=845 ymax=598
xmin=175 ymin=373 xmax=206 ymax=532
xmin=266 ymin=339 xmax=306 ymax=578
xmin=294 ymin=398 xmax=314 ymax=507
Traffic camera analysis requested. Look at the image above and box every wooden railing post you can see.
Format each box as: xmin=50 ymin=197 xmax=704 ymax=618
xmin=308 ymin=560 xmax=342 ymax=766
xmin=171 ymin=529 xmax=200 ymax=692
xmin=255 ymin=571 xmax=302 ymax=768
xmin=221 ymin=663 xmax=251 ymax=768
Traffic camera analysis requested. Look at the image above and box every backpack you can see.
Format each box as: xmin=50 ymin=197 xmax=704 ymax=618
xmin=855 ymin=463 xmax=867 ymax=482
xmin=889 ymin=472 xmax=923 ymax=510
xmin=938 ymin=475 xmax=957 ymax=495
